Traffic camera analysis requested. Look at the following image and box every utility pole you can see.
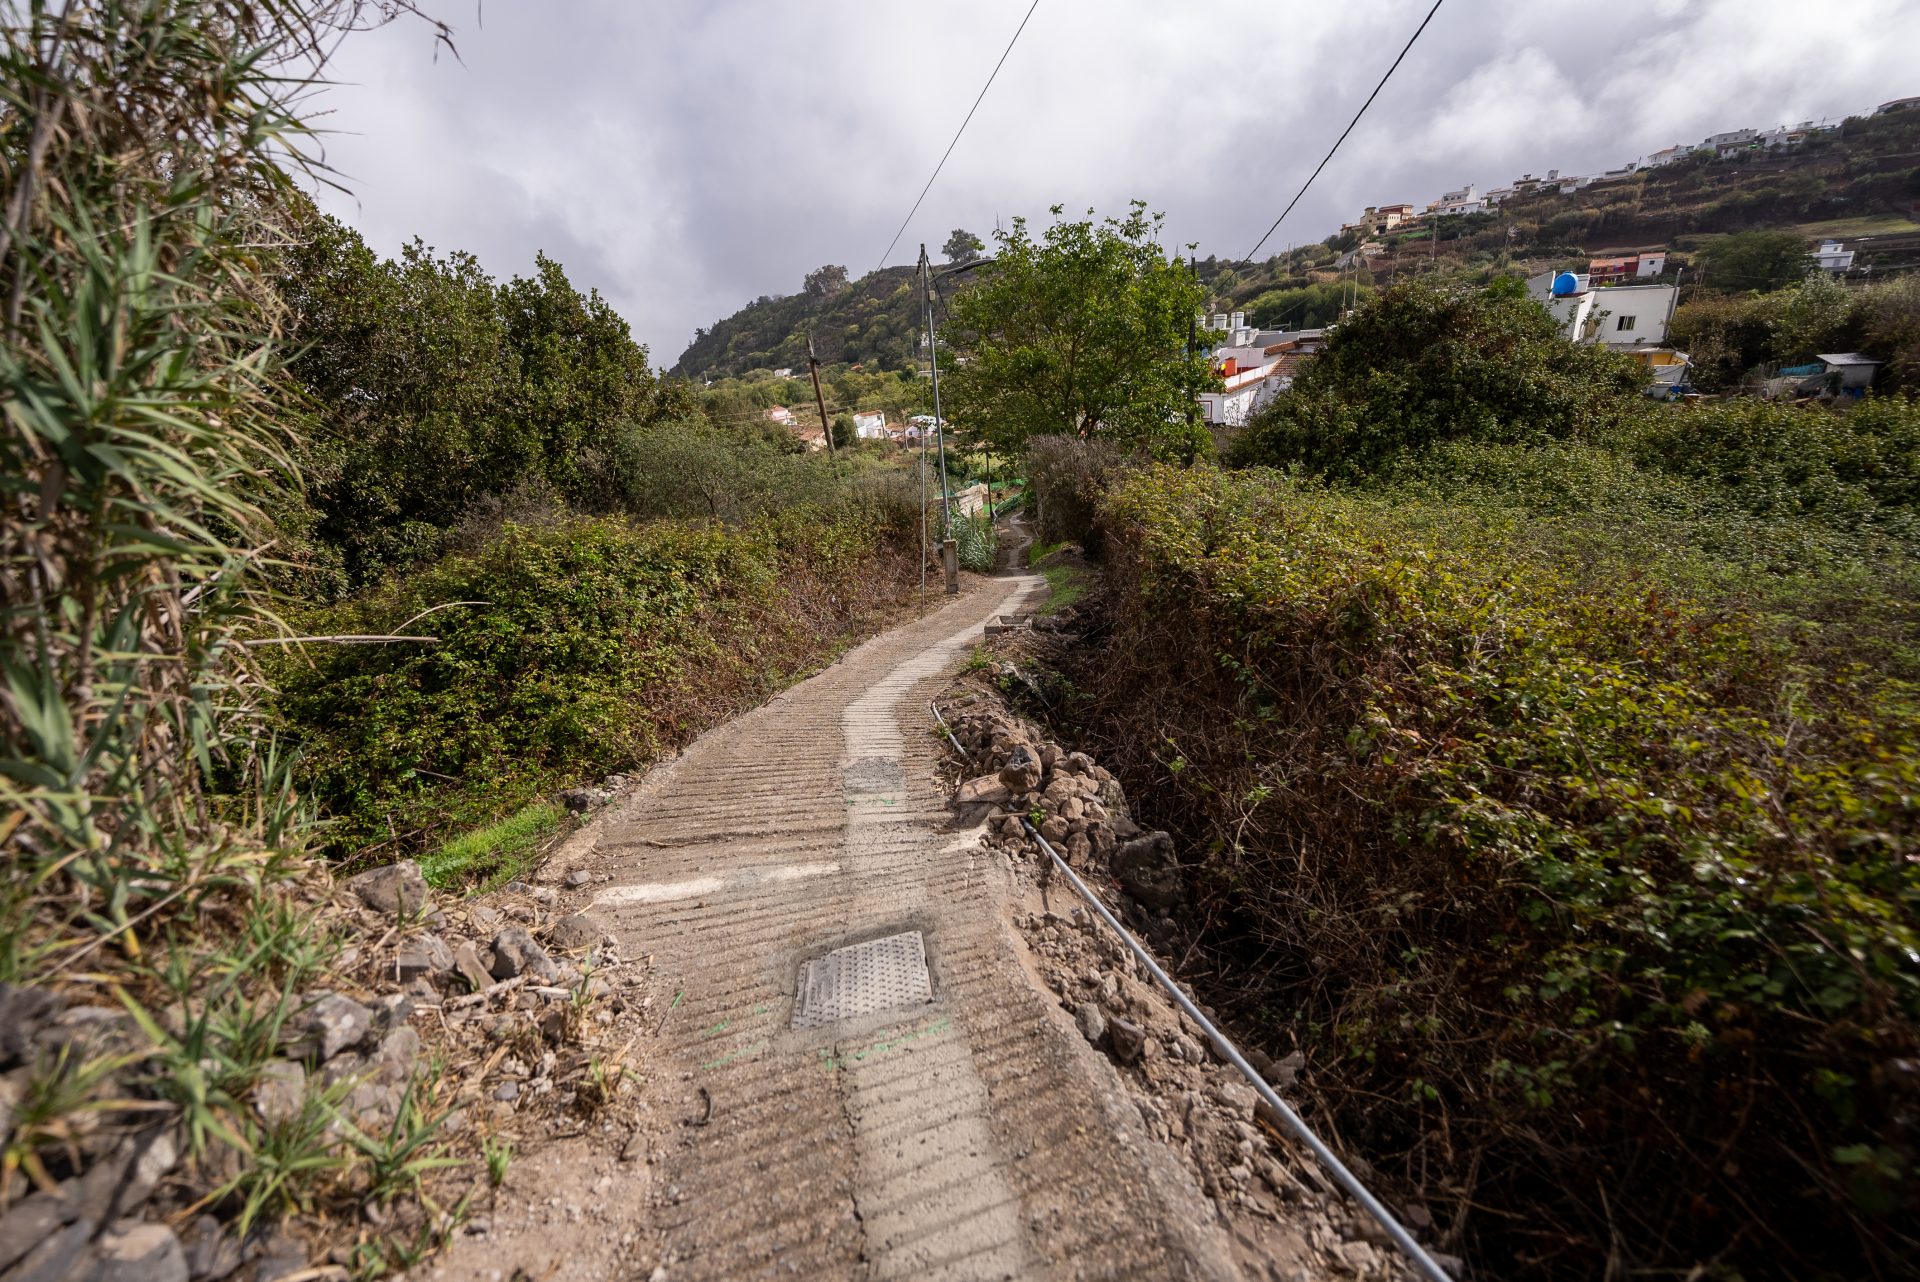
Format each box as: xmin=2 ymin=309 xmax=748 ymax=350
xmin=808 ymin=333 xmax=836 ymax=466
xmin=920 ymin=244 xmax=952 ymax=533
xmin=920 ymin=244 xmax=957 ymax=593
xmin=1186 ymin=257 xmax=1198 ymax=432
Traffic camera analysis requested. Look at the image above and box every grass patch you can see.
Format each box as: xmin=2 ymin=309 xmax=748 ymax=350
xmin=419 ymin=802 xmax=564 ymax=891
xmin=1027 ymin=539 xmax=1089 ymax=614
xmin=1035 ymin=560 xmax=1088 ymax=615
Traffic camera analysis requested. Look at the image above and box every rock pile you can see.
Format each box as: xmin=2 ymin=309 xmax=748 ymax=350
xmin=943 ymin=701 xmax=1186 ymax=918
xmin=0 ymin=855 xmax=638 ymax=1282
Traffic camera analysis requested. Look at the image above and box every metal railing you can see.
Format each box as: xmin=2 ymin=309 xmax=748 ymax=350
xmin=931 ymin=703 xmax=1455 ymax=1282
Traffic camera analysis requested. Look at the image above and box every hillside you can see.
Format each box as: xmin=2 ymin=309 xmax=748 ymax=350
xmin=1194 ymin=105 xmax=1920 ymax=320
xmin=673 ymin=263 xmax=934 ymax=379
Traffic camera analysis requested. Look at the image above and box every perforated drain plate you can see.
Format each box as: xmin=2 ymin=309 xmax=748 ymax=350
xmin=792 ymin=931 xmax=933 ymax=1029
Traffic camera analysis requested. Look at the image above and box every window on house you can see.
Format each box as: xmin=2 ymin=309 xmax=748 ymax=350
xmin=1616 ymin=315 xmax=1637 ymax=332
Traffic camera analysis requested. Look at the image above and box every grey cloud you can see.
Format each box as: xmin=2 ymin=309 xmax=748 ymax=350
xmin=310 ymin=0 xmax=1920 ymax=366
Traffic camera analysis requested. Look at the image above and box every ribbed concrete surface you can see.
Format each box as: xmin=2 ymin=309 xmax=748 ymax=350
xmin=597 ymin=578 xmax=1248 ymax=1280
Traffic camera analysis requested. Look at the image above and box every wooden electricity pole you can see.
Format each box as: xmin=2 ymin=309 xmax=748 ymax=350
xmin=808 ymin=333 xmax=836 ymax=464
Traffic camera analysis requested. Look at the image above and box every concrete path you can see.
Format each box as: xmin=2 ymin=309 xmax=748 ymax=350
xmin=425 ymin=572 xmax=1292 ymax=1282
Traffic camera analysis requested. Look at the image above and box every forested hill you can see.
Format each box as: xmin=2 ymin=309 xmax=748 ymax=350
xmin=673 ymin=263 xmax=931 ymax=379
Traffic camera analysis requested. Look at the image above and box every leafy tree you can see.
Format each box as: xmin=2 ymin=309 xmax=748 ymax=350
xmin=943 ymin=229 xmax=984 ymax=263
xmin=1700 ymin=230 xmax=1811 ymax=293
xmin=618 ymin=419 xmax=833 ymax=522
xmin=831 ymin=413 xmax=856 ymax=449
xmin=804 ymin=264 xmax=849 ymax=296
xmin=1229 ymin=280 xmax=1643 ymax=479
xmin=940 ymin=202 xmax=1214 ymax=462
xmin=1767 ymin=273 xmax=1859 ymax=363
xmin=1857 ymin=274 xmax=1920 ymax=389
xmin=276 ymin=206 xmax=694 ymax=586
xmin=1246 ymin=280 xmax=1365 ymax=330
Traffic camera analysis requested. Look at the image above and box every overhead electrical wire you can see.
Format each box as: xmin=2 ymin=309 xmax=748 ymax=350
xmin=875 ymin=0 xmax=1042 ymax=272
xmin=1244 ymin=0 xmax=1446 ymax=261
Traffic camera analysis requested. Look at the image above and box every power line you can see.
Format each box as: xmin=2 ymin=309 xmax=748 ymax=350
xmin=875 ymin=0 xmax=1042 ymax=272
xmin=1244 ymin=0 xmax=1446 ymax=261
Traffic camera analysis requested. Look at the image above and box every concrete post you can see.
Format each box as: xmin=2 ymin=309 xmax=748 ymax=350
xmin=942 ymin=539 xmax=959 ymax=595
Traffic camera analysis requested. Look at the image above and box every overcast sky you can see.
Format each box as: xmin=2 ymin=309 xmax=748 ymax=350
xmin=309 ymin=0 xmax=1920 ymax=368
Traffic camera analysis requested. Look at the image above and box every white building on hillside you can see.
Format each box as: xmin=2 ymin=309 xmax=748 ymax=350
xmin=1527 ymin=270 xmax=1677 ymax=347
xmin=852 ymin=409 xmax=889 ymax=439
xmin=1813 ymin=240 xmax=1855 ymax=274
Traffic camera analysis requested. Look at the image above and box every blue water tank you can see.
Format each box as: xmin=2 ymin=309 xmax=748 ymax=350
xmin=1551 ymin=271 xmax=1579 ymax=296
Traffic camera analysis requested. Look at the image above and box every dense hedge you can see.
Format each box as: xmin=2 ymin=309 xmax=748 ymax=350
xmin=1083 ymin=464 xmax=1919 ymax=1279
xmin=269 ymin=502 xmax=918 ymax=856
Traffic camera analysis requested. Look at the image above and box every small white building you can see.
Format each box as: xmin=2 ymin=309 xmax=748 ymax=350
xmin=852 ymin=409 xmax=889 ymax=439
xmin=764 ymin=406 xmax=797 ymax=428
xmin=1813 ymin=353 xmax=1880 ymax=390
xmin=1813 ymin=240 xmax=1855 ymax=274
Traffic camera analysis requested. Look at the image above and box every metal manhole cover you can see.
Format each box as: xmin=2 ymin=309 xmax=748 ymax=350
xmin=792 ymin=931 xmax=933 ymax=1029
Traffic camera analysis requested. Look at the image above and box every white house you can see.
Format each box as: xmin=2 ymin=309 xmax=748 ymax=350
xmin=1704 ymin=128 xmax=1759 ymax=158
xmin=1528 ymin=270 xmax=1677 ymax=347
xmin=1813 ymin=240 xmax=1855 ymax=274
xmin=763 ymin=405 xmax=797 ymax=428
xmin=852 ymin=410 xmax=889 ymax=439
xmin=1426 ymin=184 xmax=1486 ymax=215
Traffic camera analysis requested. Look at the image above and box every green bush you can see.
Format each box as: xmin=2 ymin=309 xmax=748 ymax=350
xmin=270 ymin=503 xmax=916 ymax=856
xmin=1610 ymin=396 xmax=1920 ymax=535
xmin=1089 ymin=463 xmax=1920 ymax=1279
xmin=1228 ymin=280 xmax=1644 ymax=479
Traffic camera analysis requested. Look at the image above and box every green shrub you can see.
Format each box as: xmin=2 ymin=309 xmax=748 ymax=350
xmin=1228 ymin=280 xmax=1644 ymax=479
xmin=1612 ymin=395 xmax=1920 ymax=534
xmin=270 ymin=503 xmax=916 ymax=857
xmin=1089 ymin=463 xmax=1920 ymax=1279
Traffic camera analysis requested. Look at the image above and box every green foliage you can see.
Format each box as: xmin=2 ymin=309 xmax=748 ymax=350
xmin=278 ymin=210 xmax=696 ymax=588
xmin=940 ymin=202 xmax=1215 ymax=462
xmin=1671 ymin=273 xmax=1920 ymax=391
xmin=1244 ymin=280 xmax=1366 ymax=330
xmin=943 ymin=229 xmax=985 ymax=264
xmin=1610 ymin=395 xmax=1920 ymax=537
xmin=675 ymin=265 xmax=925 ymax=378
xmin=0 ymin=0 xmax=386 ymax=1233
xmin=951 ymin=511 xmax=996 ymax=572
xmin=1032 ymin=554 xmax=1088 ymax=616
xmin=1666 ymin=290 xmax=1778 ymax=389
xmin=1091 ymin=459 xmax=1920 ymax=1278
xmin=270 ymin=505 xmax=915 ymax=856
xmin=1700 ymin=229 xmax=1813 ymax=292
xmin=804 ymin=264 xmax=850 ymax=296
xmin=1229 ymin=280 xmax=1643 ymax=478
xmin=420 ymin=803 xmax=565 ymax=891
xmin=617 ymin=418 xmax=837 ymax=522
